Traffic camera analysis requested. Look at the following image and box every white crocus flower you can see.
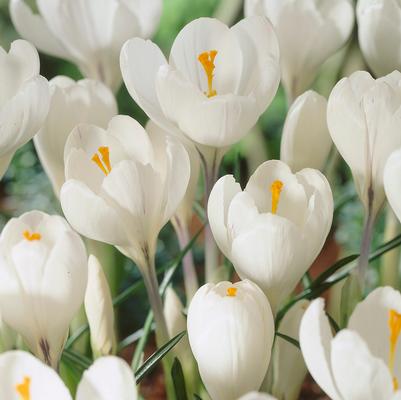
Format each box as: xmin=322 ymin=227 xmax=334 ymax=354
xmin=0 ymin=211 xmax=87 ymax=369
xmin=10 ymin=0 xmax=162 ymax=92
xmin=268 ymin=300 xmax=309 ymax=400
xmin=76 ymin=356 xmax=137 ymax=400
xmin=300 ymin=287 xmax=401 ymax=400
xmin=34 ymin=76 xmax=117 ymax=196
xmin=60 ymin=115 xmax=190 ymax=346
xmin=187 ymin=280 xmax=275 ymax=400
xmin=0 ymin=351 xmax=72 ymax=399
xmin=0 ymin=40 xmax=50 ymax=178
xmin=280 ymin=90 xmax=332 ymax=172
xmin=357 ymin=0 xmax=401 ymax=78
xmin=245 ymin=0 xmax=354 ymax=103
xmin=208 ymin=160 xmax=333 ymax=312
xmin=328 ymin=70 xmax=401 ymax=217
xmin=85 ymin=255 xmax=115 ymax=358
xmin=120 ymin=16 xmax=280 ymax=168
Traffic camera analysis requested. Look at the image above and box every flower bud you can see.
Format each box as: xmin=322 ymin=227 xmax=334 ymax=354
xmin=85 ymin=255 xmax=116 ymax=358
xmin=187 ymin=280 xmax=274 ymax=400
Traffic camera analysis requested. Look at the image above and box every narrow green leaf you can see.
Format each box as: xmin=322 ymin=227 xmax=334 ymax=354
xmin=334 ymin=192 xmax=357 ymax=215
xmin=171 ymin=357 xmax=188 ymax=400
xmin=65 ymin=323 xmax=89 ymax=349
xmin=302 ymin=272 xmax=312 ymax=289
xmin=135 ymin=331 xmax=186 ymax=383
xmin=275 ymin=332 xmax=300 ymax=349
xmin=131 ymin=312 xmax=154 ymax=371
xmin=62 ymin=349 xmax=91 ymax=371
xmin=326 ymin=312 xmax=340 ymax=333
xmin=193 ymin=395 xmax=202 ymax=400
xmin=118 ymin=322 xmax=155 ymax=352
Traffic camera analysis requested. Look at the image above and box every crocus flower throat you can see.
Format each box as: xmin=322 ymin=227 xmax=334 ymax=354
xmin=389 ymin=309 xmax=401 ymax=390
xmin=91 ymin=146 xmax=112 ymax=176
xmin=23 ymin=231 xmax=41 ymax=241
xmin=198 ymin=50 xmax=218 ymax=98
xmin=16 ymin=376 xmax=31 ymax=400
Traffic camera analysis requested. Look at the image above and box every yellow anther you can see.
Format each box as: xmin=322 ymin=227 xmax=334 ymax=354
xmin=226 ymin=287 xmax=237 ymax=297
xmin=394 ymin=377 xmax=399 ymax=391
xmin=270 ymin=180 xmax=284 ymax=214
xmin=91 ymin=146 xmax=112 ymax=175
xmin=388 ymin=309 xmax=401 ymax=391
xmin=198 ymin=50 xmax=218 ymax=98
xmin=23 ymin=230 xmax=41 ymax=241
xmin=16 ymin=376 xmax=31 ymax=400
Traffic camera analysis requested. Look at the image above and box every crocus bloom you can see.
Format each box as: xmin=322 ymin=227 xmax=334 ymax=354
xmin=10 ymin=0 xmax=162 ymax=91
xmin=384 ymin=149 xmax=401 ymax=225
xmin=34 ymin=76 xmax=117 ymax=196
xmin=357 ymin=0 xmax=401 ymax=77
xmin=120 ymin=16 xmax=280 ymax=160
xmin=300 ymin=287 xmax=401 ymax=400
xmin=0 ymin=351 xmax=72 ymax=399
xmin=0 ymin=211 xmax=88 ymax=369
xmin=187 ymin=280 xmax=275 ymax=400
xmin=280 ymin=90 xmax=332 ymax=172
xmin=245 ymin=0 xmax=354 ymax=102
xmin=239 ymin=393 xmax=278 ymax=400
xmin=60 ymin=115 xmax=190 ymax=345
xmin=85 ymin=255 xmax=115 ymax=358
xmin=208 ymin=160 xmax=333 ymax=312
xmin=76 ymin=356 xmax=137 ymax=400
xmin=268 ymin=300 xmax=309 ymax=400
xmin=327 ymin=70 xmax=401 ymax=218
xmin=0 ymin=40 xmax=49 ymax=178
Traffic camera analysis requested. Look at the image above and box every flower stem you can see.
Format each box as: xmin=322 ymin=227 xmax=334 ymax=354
xmin=356 ymin=188 xmax=375 ymax=292
xmin=174 ymin=221 xmax=199 ymax=303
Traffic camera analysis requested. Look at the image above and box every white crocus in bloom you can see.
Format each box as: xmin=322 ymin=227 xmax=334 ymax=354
xmin=85 ymin=255 xmax=115 ymax=358
xmin=34 ymin=76 xmax=117 ymax=196
xmin=76 ymin=356 xmax=137 ymax=400
xmin=300 ymin=287 xmax=401 ymax=400
xmin=0 ymin=351 xmax=72 ymax=399
xmin=384 ymin=149 xmax=401 ymax=224
xmin=187 ymin=280 xmax=275 ymax=400
xmin=208 ymin=160 xmax=333 ymax=312
xmin=0 ymin=211 xmax=87 ymax=369
xmin=148 ymin=120 xmax=200 ymax=300
xmin=10 ymin=0 xmax=162 ymax=91
xmin=60 ymin=115 xmax=190 ymax=346
xmin=357 ymin=0 xmax=401 ymax=77
xmin=245 ymin=0 xmax=354 ymax=102
xmin=121 ymin=16 xmax=280 ymax=169
xmin=280 ymin=90 xmax=332 ymax=172
xmin=267 ymin=300 xmax=309 ymax=400
xmin=0 ymin=40 xmax=50 ymax=178
xmin=328 ymin=71 xmax=401 ymax=282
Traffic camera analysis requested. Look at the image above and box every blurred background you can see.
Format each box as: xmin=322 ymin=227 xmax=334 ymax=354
xmin=0 ymin=0 xmax=392 ymax=398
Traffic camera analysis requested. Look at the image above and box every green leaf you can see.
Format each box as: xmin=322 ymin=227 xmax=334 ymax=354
xmin=193 ymin=395 xmax=203 ymax=400
xmin=131 ymin=312 xmax=154 ymax=371
xmin=326 ymin=312 xmax=340 ymax=333
xmin=135 ymin=331 xmax=186 ymax=383
xmin=275 ymin=332 xmax=300 ymax=349
xmin=118 ymin=322 xmax=155 ymax=352
xmin=302 ymin=272 xmax=312 ymax=289
xmin=59 ymin=358 xmax=82 ymax=396
xmin=62 ymin=349 xmax=91 ymax=371
xmin=171 ymin=357 xmax=188 ymax=400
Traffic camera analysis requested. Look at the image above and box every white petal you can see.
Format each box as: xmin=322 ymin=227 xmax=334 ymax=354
xmin=238 ymin=392 xmax=278 ymax=400
xmin=299 ymin=298 xmax=342 ymax=400
xmin=384 ymin=148 xmax=401 ymax=223
xmin=331 ymin=329 xmax=393 ymax=400
xmin=76 ymin=356 xmax=137 ymax=400
xmin=207 ymin=175 xmax=242 ymax=258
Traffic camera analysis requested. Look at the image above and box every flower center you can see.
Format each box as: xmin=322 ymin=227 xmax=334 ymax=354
xmin=226 ymin=287 xmax=237 ymax=297
xmin=270 ymin=180 xmax=284 ymax=214
xmin=91 ymin=146 xmax=111 ymax=176
xmin=23 ymin=230 xmax=41 ymax=241
xmin=16 ymin=376 xmax=31 ymax=400
xmin=388 ymin=309 xmax=401 ymax=390
xmin=198 ymin=50 xmax=218 ymax=98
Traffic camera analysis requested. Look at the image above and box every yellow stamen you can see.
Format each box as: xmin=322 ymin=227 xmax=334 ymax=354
xmin=91 ymin=146 xmax=112 ymax=175
xmin=23 ymin=230 xmax=41 ymax=241
xmin=16 ymin=376 xmax=31 ymax=400
xmin=270 ymin=180 xmax=284 ymax=214
xmin=394 ymin=377 xmax=399 ymax=391
xmin=198 ymin=50 xmax=218 ymax=98
xmin=226 ymin=287 xmax=237 ymax=297
xmin=388 ymin=309 xmax=401 ymax=390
